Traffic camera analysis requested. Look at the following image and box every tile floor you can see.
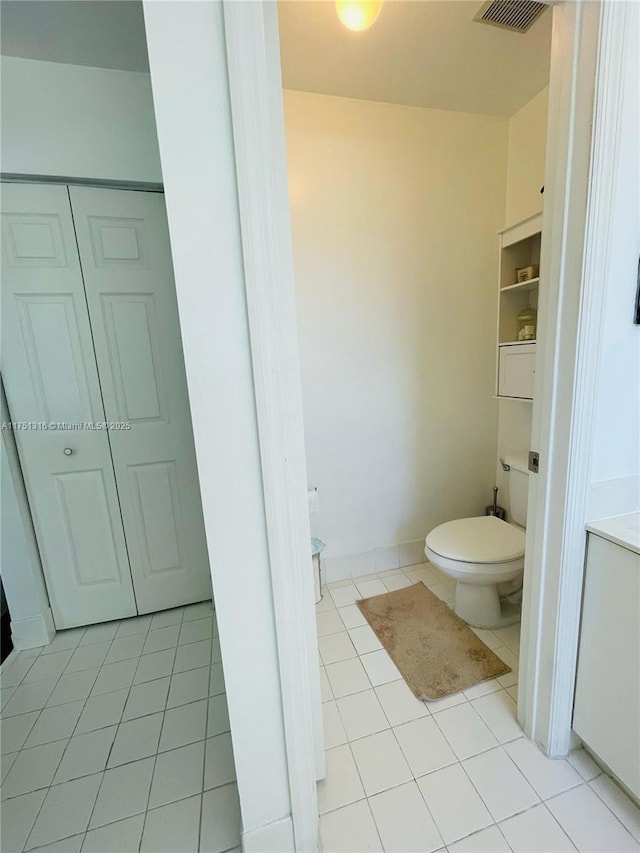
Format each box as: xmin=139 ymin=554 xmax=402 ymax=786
xmin=0 ymin=600 xmax=241 ymax=853
xmin=316 ymin=562 xmax=640 ymax=853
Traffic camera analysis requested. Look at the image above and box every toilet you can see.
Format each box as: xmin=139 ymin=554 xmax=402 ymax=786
xmin=424 ymin=452 xmax=530 ymax=629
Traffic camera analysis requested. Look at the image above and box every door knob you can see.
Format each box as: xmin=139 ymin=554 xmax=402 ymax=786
xmin=63 ymin=448 xmax=73 ymax=456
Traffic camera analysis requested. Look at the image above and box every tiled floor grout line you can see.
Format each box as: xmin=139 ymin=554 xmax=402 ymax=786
xmin=59 ymin=725 xmax=229 ymax=853
xmin=3 ymin=610 xmax=214 ymax=690
xmin=546 ymin=779 xmax=637 ymax=844
xmin=197 ymin=694 xmax=211 ymax=853
xmin=4 ymin=651 xmax=97 ymax=761
xmin=137 ymin=604 xmax=202 ymax=851
xmin=14 ymin=768 xmax=241 ymax=853
xmin=323 ymin=613 xmax=525 ymax=819
xmin=2 ymin=616 xmax=218 ymax=851
xmin=536 ymin=802 xmax=579 ymax=852
xmin=2 ymin=682 xmax=210 ymax=774
xmin=68 ymin=617 xmax=155 ymax=745
xmin=17 ymin=628 xmax=123 ymax=852
xmin=137 ymin=743 xmax=161 ymax=851
xmin=317 ymin=569 xmax=640 ymax=852
xmin=377 ymin=707 xmax=448 ymax=851
xmin=325 ymin=712 xmax=529 ymax=845
xmin=3 ymin=616 xmax=215 ymax=716
xmin=341 ymin=737 xmax=385 ymax=848
xmin=321 ymin=568 xmax=530 ymax=850
xmin=2 ymin=692 xmax=218 ymax=803
xmin=6 ymin=581 xmax=637 ymax=852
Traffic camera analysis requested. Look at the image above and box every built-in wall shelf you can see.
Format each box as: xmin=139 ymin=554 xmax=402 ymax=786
xmin=495 ymin=214 xmax=542 ymax=401
xmin=500 ymin=277 xmax=540 ymax=293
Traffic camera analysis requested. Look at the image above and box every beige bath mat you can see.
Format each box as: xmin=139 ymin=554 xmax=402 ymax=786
xmin=357 ymin=582 xmax=511 ymax=700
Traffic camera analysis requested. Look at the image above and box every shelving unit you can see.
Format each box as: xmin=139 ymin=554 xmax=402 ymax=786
xmin=495 ymin=213 xmax=542 ymax=400
xmin=500 ymin=276 xmax=539 ymax=293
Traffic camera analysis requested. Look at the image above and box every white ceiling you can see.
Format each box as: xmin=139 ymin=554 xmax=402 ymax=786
xmin=0 ymin=1 xmax=149 ymax=72
xmin=278 ymin=0 xmax=552 ymax=117
xmin=0 ymin=0 xmax=551 ymax=117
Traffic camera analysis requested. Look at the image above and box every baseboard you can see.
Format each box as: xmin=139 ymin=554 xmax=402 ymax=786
xmin=587 ymin=475 xmax=640 ymax=521
xmin=10 ymin=608 xmax=55 ymax=650
xmin=242 ymin=815 xmax=297 ymax=852
xmin=323 ymin=539 xmax=425 ymax=584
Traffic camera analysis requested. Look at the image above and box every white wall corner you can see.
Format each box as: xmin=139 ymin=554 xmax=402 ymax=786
xmin=324 ymin=539 xmax=427 ymax=583
xmin=323 ymin=550 xmax=376 ymax=583
xmin=373 ymin=543 xmax=401 ymax=573
xmin=394 ymin=539 xmax=426 ymax=569
xmin=10 ymin=608 xmax=55 ymax=650
xmin=242 ymin=816 xmax=295 ymax=853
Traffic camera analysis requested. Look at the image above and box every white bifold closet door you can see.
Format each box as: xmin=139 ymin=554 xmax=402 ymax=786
xmin=69 ymin=186 xmax=211 ymax=616
xmin=1 ymin=182 xmax=212 ymax=628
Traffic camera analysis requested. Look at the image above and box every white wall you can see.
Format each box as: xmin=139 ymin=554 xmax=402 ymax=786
xmin=0 ymin=56 xmax=162 ymax=183
xmin=505 ymin=87 xmax=549 ymax=228
xmin=284 ymin=90 xmax=508 ymax=571
xmin=587 ymin=31 xmax=640 ymax=520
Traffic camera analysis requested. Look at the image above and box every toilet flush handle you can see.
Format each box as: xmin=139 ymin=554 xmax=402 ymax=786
xmin=499 ymin=458 xmax=510 ymax=472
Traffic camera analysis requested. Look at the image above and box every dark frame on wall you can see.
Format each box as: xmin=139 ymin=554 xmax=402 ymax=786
xmin=634 ymin=255 xmax=640 ymax=324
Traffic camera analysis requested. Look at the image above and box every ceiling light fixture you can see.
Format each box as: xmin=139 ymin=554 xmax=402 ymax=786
xmin=335 ymin=1 xmax=383 ymax=32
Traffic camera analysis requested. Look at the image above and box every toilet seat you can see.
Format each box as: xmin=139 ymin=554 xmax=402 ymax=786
xmin=426 ymin=516 xmax=524 ymax=565
xmin=424 ymin=516 xmax=525 ymax=627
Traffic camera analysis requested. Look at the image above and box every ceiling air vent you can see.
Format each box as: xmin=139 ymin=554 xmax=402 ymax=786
xmin=474 ymin=0 xmax=548 ymax=33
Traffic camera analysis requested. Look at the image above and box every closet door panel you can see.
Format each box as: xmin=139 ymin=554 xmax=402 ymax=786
xmin=1 ymin=183 xmax=137 ymax=628
xmin=69 ymin=186 xmax=212 ymax=614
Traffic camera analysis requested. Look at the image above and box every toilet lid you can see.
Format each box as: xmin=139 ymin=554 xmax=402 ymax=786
xmin=426 ymin=516 xmax=525 ymax=564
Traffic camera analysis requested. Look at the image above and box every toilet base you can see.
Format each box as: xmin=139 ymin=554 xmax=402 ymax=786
xmin=454 ymin=581 xmax=521 ymax=629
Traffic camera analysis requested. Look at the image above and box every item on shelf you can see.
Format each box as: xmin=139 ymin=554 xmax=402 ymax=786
xmin=517 ymin=307 xmax=537 ymax=341
xmin=516 ymin=264 xmax=539 ymax=283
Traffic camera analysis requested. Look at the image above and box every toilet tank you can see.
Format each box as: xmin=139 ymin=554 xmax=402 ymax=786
xmin=504 ymin=451 xmax=530 ymax=527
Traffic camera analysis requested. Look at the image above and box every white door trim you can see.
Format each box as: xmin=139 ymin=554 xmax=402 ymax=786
xmin=144 ymin=1 xmax=319 ymax=848
xmin=223 ymin=2 xmax=322 ymax=848
xmin=519 ymin=0 xmax=632 ymax=755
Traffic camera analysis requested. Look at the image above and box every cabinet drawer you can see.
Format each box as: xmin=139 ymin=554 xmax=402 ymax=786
xmin=498 ymin=344 xmax=536 ymax=399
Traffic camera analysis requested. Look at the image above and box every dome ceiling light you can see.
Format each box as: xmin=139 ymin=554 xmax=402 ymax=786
xmin=335 ymin=1 xmax=383 ymax=32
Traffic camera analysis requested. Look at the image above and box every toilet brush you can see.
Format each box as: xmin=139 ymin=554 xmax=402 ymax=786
xmin=486 ymin=486 xmax=506 ymax=520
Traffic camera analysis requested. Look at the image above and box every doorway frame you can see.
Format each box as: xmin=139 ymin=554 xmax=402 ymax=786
xmin=220 ymin=0 xmax=619 ymax=792
xmin=517 ymin=0 xmax=633 ymax=756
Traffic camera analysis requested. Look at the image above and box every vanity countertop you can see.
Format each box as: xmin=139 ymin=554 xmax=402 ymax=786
xmin=586 ymin=512 xmax=640 ymax=555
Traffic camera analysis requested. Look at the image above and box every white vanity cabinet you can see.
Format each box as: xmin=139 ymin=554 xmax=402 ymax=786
xmin=573 ymin=525 xmax=640 ymax=800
